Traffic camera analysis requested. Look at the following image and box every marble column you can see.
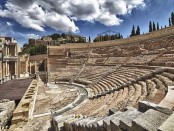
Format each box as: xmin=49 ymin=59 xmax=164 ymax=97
xmin=29 ymin=62 xmax=31 ymax=74
xmin=5 ymin=61 xmax=8 ymax=81
xmin=5 ymin=62 xmax=7 ymax=76
xmin=6 ymin=46 xmax=7 ymax=56
xmin=2 ymin=62 xmax=5 ymax=82
xmin=26 ymin=61 xmax=29 ymax=74
xmin=15 ymin=45 xmax=17 ymax=56
xmin=7 ymin=62 xmax=10 ymax=80
xmin=35 ymin=61 xmax=37 ymax=73
xmin=14 ymin=61 xmax=17 ymax=79
xmin=7 ymin=47 xmax=9 ymax=56
xmin=0 ymin=62 xmax=2 ymax=84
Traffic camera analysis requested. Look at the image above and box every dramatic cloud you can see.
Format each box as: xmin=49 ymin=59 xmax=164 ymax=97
xmin=0 ymin=0 xmax=146 ymax=32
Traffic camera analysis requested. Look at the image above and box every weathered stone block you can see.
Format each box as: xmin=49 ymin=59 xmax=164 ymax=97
xmin=132 ymin=109 xmax=169 ymax=131
xmin=158 ymin=112 xmax=174 ymax=131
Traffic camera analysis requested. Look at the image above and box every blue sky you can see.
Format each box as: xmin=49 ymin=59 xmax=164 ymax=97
xmin=0 ymin=0 xmax=173 ymax=46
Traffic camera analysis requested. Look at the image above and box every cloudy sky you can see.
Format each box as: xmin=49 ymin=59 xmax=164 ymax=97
xmin=0 ymin=0 xmax=173 ymax=46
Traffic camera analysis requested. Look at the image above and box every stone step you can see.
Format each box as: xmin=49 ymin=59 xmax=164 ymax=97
xmin=138 ymin=101 xmax=157 ymax=112
xmin=13 ymin=108 xmax=29 ymax=117
xmin=119 ymin=110 xmax=142 ymax=131
xmin=102 ymin=111 xmax=123 ymax=131
xmin=84 ymin=117 xmax=106 ymax=131
xmin=158 ymin=112 xmax=174 ymax=131
xmin=73 ymin=117 xmax=98 ymax=131
xmin=156 ymin=75 xmax=174 ymax=87
xmin=161 ymin=72 xmax=174 ymax=81
xmin=158 ymin=86 xmax=174 ymax=110
xmin=138 ymin=81 xmax=147 ymax=100
xmin=110 ymin=108 xmax=141 ymax=131
xmin=138 ymin=101 xmax=173 ymax=115
xmin=146 ymin=79 xmax=157 ymax=99
xmin=64 ymin=116 xmax=85 ymax=131
xmin=12 ymin=115 xmax=23 ymax=124
xmin=151 ymin=77 xmax=166 ymax=90
xmin=52 ymin=114 xmax=74 ymax=131
xmin=132 ymin=109 xmax=169 ymax=131
xmin=76 ymin=117 xmax=96 ymax=126
xmin=132 ymin=84 xmax=142 ymax=106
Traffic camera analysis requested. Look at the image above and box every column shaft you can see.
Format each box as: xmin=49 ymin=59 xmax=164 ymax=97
xmin=7 ymin=47 xmax=9 ymax=56
xmin=7 ymin=62 xmax=9 ymax=76
xmin=5 ymin=62 xmax=7 ymax=76
xmin=29 ymin=62 xmax=31 ymax=74
xmin=35 ymin=61 xmax=37 ymax=73
xmin=15 ymin=45 xmax=17 ymax=56
xmin=15 ymin=61 xmax=17 ymax=75
xmin=6 ymin=46 xmax=7 ymax=56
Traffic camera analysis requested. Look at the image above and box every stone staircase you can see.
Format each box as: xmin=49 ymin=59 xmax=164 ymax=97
xmin=52 ymin=100 xmax=174 ymax=131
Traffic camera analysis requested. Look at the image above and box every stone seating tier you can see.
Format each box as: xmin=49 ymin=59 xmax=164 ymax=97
xmin=52 ymin=96 xmax=174 ymax=131
xmin=47 ymin=27 xmax=174 ymax=131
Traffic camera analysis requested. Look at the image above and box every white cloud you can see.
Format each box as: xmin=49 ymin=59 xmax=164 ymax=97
xmin=45 ymin=12 xmax=79 ymax=33
xmin=27 ymin=33 xmax=40 ymax=39
xmin=6 ymin=22 xmax=13 ymax=27
xmin=97 ymin=12 xmax=123 ymax=26
xmin=0 ymin=0 xmax=146 ymax=32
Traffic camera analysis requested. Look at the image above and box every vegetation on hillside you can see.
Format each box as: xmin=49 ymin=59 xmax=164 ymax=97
xmin=171 ymin=12 xmax=174 ymax=25
xmin=21 ymin=44 xmax=47 ymax=56
xmin=48 ymin=33 xmax=86 ymax=43
xmin=130 ymin=25 xmax=140 ymax=37
xmin=130 ymin=12 xmax=174 ymax=37
xmin=93 ymin=33 xmax=123 ymax=42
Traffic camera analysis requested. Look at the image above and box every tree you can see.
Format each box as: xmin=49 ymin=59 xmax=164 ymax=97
xmin=153 ymin=22 xmax=156 ymax=31
xmin=169 ymin=18 xmax=171 ymax=26
xmin=130 ymin=25 xmax=135 ymax=36
xmin=118 ymin=33 xmax=121 ymax=39
xmin=89 ymin=36 xmax=91 ymax=43
xmin=149 ymin=21 xmax=152 ymax=32
xmin=171 ymin=12 xmax=174 ymax=25
xmin=157 ymin=22 xmax=159 ymax=30
xmin=61 ymin=33 xmax=66 ymax=38
xmin=30 ymin=47 xmax=36 ymax=56
xmin=136 ymin=26 xmax=140 ymax=35
xmin=50 ymin=33 xmax=61 ymax=40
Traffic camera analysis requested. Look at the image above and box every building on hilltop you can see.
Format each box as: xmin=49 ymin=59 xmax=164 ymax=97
xmin=0 ymin=36 xmax=19 ymax=83
xmin=28 ymin=37 xmax=60 ymax=46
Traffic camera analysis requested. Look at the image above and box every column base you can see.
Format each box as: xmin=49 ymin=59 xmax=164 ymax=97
xmin=2 ymin=78 xmax=6 ymax=82
xmin=14 ymin=74 xmax=17 ymax=79
xmin=9 ymin=75 xmax=12 ymax=80
xmin=0 ymin=79 xmax=3 ymax=84
xmin=5 ymin=76 xmax=8 ymax=81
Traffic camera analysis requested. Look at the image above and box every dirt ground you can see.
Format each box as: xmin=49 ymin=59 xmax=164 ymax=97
xmin=24 ymin=83 xmax=78 ymax=131
xmin=34 ymin=83 xmax=78 ymax=115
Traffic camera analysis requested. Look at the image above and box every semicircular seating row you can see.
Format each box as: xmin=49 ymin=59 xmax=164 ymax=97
xmin=66 ymin=68 xmax=174 ymax=117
